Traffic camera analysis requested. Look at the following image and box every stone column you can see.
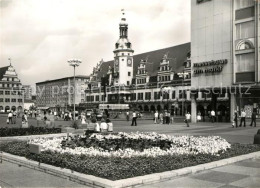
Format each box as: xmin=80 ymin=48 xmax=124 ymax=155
xmin=191 ymin=94 xmax=197 ymax=123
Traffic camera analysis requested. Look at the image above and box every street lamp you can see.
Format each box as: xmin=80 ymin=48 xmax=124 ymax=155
xmin=68 ymin=59 xmax=81 ymax=121
xmin=177 ymin=71 xmax=189 ymax=116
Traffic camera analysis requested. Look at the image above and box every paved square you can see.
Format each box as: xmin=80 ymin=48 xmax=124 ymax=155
xmin=191 ymin=171 xmax=248 ymax=184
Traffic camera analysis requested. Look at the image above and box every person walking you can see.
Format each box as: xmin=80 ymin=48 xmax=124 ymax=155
xmin=7 ymin=111 xmax=13 ymax=124
xmin=131 ymin=110 xmax=137 ymax=126
xmin=12 ymin=111 xmax=17 ymax=124
xmin=159 ymin=112 xmax=164 ymax=124
xmin=250 ymin=111 xmax=257 ymax=127
xmin=239 ymin=109 xmax=246 ymax=127
xmin=126 ymin=111 xmax=130 ymax=121
xmin=233 ymin=111 xmax=238 ymax=128
xmin=154 ymin=111 xmax=159 ymax=124
xmin=185 ymin=112 xmax=191 ymax=127
xmin=210 ymin=110 xmax=216 ymax=123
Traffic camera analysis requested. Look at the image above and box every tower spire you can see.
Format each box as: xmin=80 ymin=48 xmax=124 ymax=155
xmin=8 ymin=58 xmax=11 ymax=66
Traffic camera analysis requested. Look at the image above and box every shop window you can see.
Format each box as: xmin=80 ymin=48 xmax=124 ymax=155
xmin=236 ymin=72 xmax=255 ymax=82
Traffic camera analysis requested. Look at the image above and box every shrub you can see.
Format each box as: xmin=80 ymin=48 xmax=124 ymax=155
xmin=0 ymin=127 xmax=61 ymax=137
xmin=1 ymin=141 xmax=260 ymax=180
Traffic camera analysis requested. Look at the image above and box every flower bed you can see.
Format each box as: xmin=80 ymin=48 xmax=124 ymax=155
xmin=1 ymin=132 xmax=260 ymax=180
xmin=0 ymin=127 xmax=61 ymax=137
xmin=28 ymin=132 xmax=231 ymax=158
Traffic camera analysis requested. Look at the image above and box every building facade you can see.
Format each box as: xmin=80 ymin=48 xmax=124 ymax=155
xmin=23 ymin=85 xmax=33 ymax=101
xmin=191 ymin=0 xmax=260 ymax=122
xmin=0 ymin=64 xmax=24 ymax=112
xmin=84 ymin=12 xmax=192 ymax=115
xmin=36 ymin=76 xmax=90 ymax=112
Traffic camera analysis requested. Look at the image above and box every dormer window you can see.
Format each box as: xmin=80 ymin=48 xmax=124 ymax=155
xmin=115 ymin=43 xmax=119 ymax=48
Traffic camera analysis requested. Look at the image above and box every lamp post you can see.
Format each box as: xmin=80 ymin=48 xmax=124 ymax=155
xmin=68 ymin=59 xmax=81 ymax=121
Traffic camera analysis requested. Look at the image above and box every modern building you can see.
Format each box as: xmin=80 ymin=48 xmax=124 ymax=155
xmin=36 ymin=76 xmax=90 ymax=112
xmin=84 ymin=11 xmax=192 ymax=115
xmin=23 ymin=85 xmax=33 ymax=101
xmin=191 ymin=0 xmax=260 ymax=122
xmin=0 ymin=64 xmax=24 ymax=112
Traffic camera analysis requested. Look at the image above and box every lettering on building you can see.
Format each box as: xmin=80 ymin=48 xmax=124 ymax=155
xmin=193 ymin=59 xmax=228 ymax=75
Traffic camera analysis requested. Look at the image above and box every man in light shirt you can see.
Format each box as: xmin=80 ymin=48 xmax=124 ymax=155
xmin=154 ymin=111 xmax=159 ymax=124
xmin=131 ymin=110 xmax=137 ymax=126
xmin=185 ymin=112 xmax=191 ymax=127
xmin=210 ymin=110 xmax=216 ymax=123
xmin=239 ymin=109 xmax=247 ymax=127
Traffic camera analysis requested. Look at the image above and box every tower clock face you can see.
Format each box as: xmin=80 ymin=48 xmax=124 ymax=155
xmin=115 ymin=59 xmax=119 ymax=66
xmin=115 ymin=59 xmax=119 ymax=72
xmin=127 ymin=59 xmax=132 ymax=67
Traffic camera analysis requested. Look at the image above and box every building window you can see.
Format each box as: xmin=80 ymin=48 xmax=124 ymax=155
xmin=236 ymin=6 xmax=254 ymax=20
xmin=131 ymin=93 xmax=136 ymax=101
xmin=95 ymin=95 xmax=99 ymax=102
xmin=5 ymin=98 xmax=10 ymax=102
xmin=236 ymin=53 xmax=255 ymax=72
xmin=236 ymin=21 xmax=254 ymax=40
xmin=11 ymin=99 xmax=16 ymax=102
xmin=145 ymin=92 xmax=151 ymax=100
xmin=128 ymin=72 xmax=131 ymax=76
xmin=0 ymin=91 xmax=3 ymax=95
xmin=5 ymin=91 xmax=10 ymax=95
xmin=18 ymin=99 xmax=22 ymax=102
xmin=172 ymin=91 xmax=176 ymax=99
xmin=127 ymin=81 xmax=130 ymax=86
xmin=163 ymin=92 xmax=169 ymax=100
xmin=138 ymin=93 xmax=143 ymax=100
xmin=179 ymin=90 xmax=187 ymax=99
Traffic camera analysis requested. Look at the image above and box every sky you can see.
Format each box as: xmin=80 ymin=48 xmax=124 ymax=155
xmin=0 ymin=0 xmax=190 ymax=86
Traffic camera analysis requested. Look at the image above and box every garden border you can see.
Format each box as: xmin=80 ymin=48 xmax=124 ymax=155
xmin=1 ymin=151 xmax=260 ymax=188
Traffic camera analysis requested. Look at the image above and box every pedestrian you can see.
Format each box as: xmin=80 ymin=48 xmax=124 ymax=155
xmin=107 ymin=119 xmax=113 ymax=132
xmin=21 ymin=113 xmax=28 ymax=128
xmin=159 ymin=112 xmax=163 ymax=124
xmin=185 ymin=112 xmax=191 ymax=127
xmin=166 ymin=111 xmax=170 ymax=124
xmin=12 ymin=110 xmax=17 ymax=124
xmin=239 ymin=109 xmax=246 ymax=127
xmin=197 ymin=111 xmax=201 ymax=122
xmin=154 ymin=111 xmax=159 ymax=124
xmin=8 ymin=111 xmax=13 ymax=124
xmin=131 ymin=110 xmax=137 ymax=126
xmin=210 ymin=110 xmax=215 ymax=123
xmin=126 ymin=111 xmax=130 ymax=121
xmin=233 ymin=111 xmax=238 ymax=128
xmin=100 ymin=119 xmax=108 ymax=132
xmin=250 ymin=110 xmax=257 ymax=127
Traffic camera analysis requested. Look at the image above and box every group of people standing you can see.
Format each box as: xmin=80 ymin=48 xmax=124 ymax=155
xmin=233 ymin=109 xmax=257 ymax=128
xmin=85 ymin=118 xmax=113 ymax=133
xmin=154 ymin=110 xmax=173 ymax=124
xmin=7 ymin=110 xmax=28 ymax=128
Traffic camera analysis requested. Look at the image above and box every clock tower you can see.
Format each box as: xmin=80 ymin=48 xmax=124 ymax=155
xmin=113 ymin=10 xmax=134 ymax=86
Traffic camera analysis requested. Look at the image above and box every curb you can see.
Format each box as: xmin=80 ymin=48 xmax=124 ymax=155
xmin=1 ymin=151 xmax=260 ymax=188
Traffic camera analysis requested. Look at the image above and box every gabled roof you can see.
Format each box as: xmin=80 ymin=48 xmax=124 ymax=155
xmin=97 ymin=42 xmax=190 ymax=80
xmin=0 ymin=66 xmax=9 ymax=80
